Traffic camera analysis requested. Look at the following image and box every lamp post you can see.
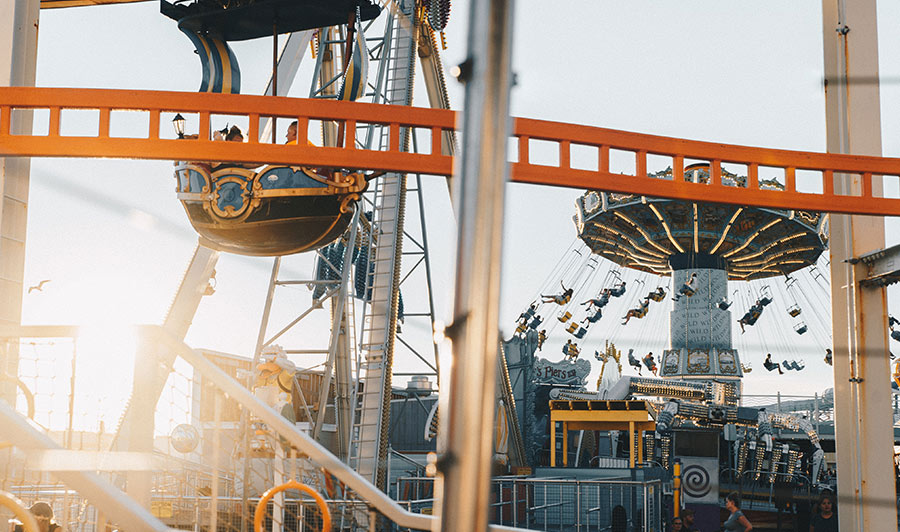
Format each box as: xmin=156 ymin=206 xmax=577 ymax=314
xmin=172 ymin=113 xmax=185 ymax=139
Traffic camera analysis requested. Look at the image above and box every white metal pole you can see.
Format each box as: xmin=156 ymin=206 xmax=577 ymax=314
xmin=0 ymin=0 xmax=39 ymax=403
xmin=436 ymin=0 xmax=514 ymax=529
xmin=820 ymin=0 xmax=897 ymax=529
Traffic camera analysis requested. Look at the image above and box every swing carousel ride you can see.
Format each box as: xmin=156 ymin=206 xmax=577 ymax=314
xmin=498 ymin=162 xmax=900 ymax=529
xmin=5 ymin=0 xmax=900 ymax=531
xmin=503 ymin=162 xmax=833 ymax=487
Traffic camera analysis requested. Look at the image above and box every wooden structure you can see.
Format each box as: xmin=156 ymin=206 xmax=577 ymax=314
xmin=549 ymin=399 xmax=657 ymax=468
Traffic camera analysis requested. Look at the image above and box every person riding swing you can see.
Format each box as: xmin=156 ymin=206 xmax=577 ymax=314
xmin=582 ymin=291 xmax=611 ymax=309
xmin=622 ymin=297 xmax=650 ymax=325
xmin=537 ymin=329 xmax=547 ymax=350
xmin=642 ymin=352 xmax=657 ymax=376
xmin=582 ymin=307 xmax=603 ymax=324
xmin=672 ymin=272 xmax=698 ymax=302
xmin=518 ymin=303 xmax=537 ymax=325
xmin=562 ymin=339 xmax=580 ymax=361
xmin=608 ymin=281 xmax=627 ymax=298
xmin=763 ymin=353 xmax=783 ymax=375
xmin=890 ymin=315 xmax=900 ymax=342
xmin=647 ymin=287 xmax=666 ymax=302
xmin=737 ymin=299 xmax=765 ymax=333
xmin=542 ymin=281 xmax=574 ymax=306
xmin=627 ymin=348 xmax=642 ymax=375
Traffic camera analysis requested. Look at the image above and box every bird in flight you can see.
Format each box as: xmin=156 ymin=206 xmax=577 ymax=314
xmin=28 ymin=280 xmax=51 ymax=293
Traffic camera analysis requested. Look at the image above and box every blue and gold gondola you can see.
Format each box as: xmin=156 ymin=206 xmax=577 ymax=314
xmin=166 ymin=0 xmax=375 ymax=256
xmin=175 ymin=162 xmax=367 ymax=256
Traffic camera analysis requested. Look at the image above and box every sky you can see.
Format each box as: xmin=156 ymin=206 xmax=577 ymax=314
xmin=16 ymin=0 xmax=900 ymax=426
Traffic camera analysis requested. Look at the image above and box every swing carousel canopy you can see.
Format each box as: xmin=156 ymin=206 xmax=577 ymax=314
xmin=574 ymin=164 xmax=828 ymax=281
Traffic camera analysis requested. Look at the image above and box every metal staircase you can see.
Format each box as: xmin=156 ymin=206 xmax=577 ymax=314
xmin=349 ymin=0 xmax=419 ymax=490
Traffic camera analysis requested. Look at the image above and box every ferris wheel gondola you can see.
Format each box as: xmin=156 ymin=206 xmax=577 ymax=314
xmin=175 ymin=163 xmax=368 ymax=255
xmin=166 ymin=0 xmax=378 ymax=256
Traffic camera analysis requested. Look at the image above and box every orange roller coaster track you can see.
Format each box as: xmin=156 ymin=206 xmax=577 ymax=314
xmin=2 ymin=87 xmax=900 ymax=217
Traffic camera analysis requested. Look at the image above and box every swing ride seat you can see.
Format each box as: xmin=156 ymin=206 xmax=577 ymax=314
xmin=794 ymin=323 xmax=808 ymax=335
xmin=175 ymin=162 xmax=367 ymax=256
xmin=892 ymin=330 xmax=900 ymax=342
xmin=161 ymin=0 xmax=381 ymax=42
xmin=574 ymin=328 xmax=587 ymax=339
xmin=759 ymin=296 xmax=773 ymax=307
xmin=740 ymin=311 xmax=760 ymax=326
xmin=528 ymin=316 xmax=543 ymax=329
xmin=718 ymin=301 xmax=731 ymax=310
xmin=558 ymin=311 xmax=572 ymax=323
xmin=624 ymin=307 xmax=648 ymax=322
xmin=648 ymin=292 xmax=665 ymax=302
xmin=679 ymin=286 xmax=695 ymax=297
xmin=584 ymin=311 xmax=602 ymax=324
xmin=788 ymin=306 xmax=802 ymax=317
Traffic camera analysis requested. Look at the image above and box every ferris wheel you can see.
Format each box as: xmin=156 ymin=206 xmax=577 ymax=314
xmin=21 ymin=0 xmax=458 ymax=491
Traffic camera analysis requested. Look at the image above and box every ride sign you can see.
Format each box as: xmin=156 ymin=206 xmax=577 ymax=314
xmin=533 ymin=357 xmax=590 ymax=386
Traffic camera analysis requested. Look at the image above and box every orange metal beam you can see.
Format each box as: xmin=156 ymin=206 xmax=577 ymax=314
xmin=2 ymin=87 xmax=900 ymax=216
xmin=0 ymin=87 xmax=456 ymax=175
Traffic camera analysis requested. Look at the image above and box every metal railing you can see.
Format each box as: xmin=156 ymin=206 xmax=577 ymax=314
xmin=397 ymin=476 xmax=664 ymax=532
xmin=741 ymin=393 xmax=837 ymax=431
xmin=719 ymin=468 xmax=815 ymax=510
xmin=0 ymin=325 xmax=530 ymax=532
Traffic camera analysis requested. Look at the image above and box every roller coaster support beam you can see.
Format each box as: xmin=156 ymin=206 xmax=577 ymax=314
xmin=0 ymin=397 xmax=170 ymax=532
xmin=436 ymin=0 xmax=513 ymax=529
xmin=822 ymin=1 xmax=897 ymax=530
xmin=110 ymin=243 xmax=219 ymax=504
xmin=0 ymin=0 xmax=39 ymax=406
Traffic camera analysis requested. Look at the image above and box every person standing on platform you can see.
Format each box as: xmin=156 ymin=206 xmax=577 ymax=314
xmin=809 ymin=492 xmax=837 ymax=532
xmin=681 ymin=508 xmax=700 ymax=532
xmin=9 ymin=502 xmax=62 ymax=532
xmin=723 ymin=492 xmax=752 ymax=531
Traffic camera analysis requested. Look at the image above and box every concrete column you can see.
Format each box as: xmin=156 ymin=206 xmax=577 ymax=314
xmin=821 ymin=0 xmax=897 ymax=529
xmin=0 ymin=0 xmax=39 ymax=401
